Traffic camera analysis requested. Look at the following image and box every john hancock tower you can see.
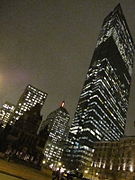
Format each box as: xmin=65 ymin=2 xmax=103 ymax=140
xmin=66 ymin=4 xmax=135 ymax=170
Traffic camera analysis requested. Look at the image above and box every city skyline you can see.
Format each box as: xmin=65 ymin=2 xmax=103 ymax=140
xmin=0 ymin=0 xmax=135 ymax=135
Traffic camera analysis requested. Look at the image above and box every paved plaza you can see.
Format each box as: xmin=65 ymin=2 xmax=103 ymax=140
xmin=0 ymin=173 xmax=22 ymax=180
xmin=0 ymin=159 xmax=52 ymax=180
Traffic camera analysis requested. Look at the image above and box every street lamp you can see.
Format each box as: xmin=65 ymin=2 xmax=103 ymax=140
xmin=58 ymin=162 xmax=62 ymax=166
xmin=42 ymin=160 xmax=46 ymax=164
xmin=84 ymin=170 xmax=89 ymax=174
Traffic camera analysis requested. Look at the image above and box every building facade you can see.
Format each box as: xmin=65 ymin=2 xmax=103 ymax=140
xmin=12 ymin=84 xmax=47 ymax=123
xmin=65 ymin=4 xmax=135 ymax=170
xmin=90 ymin=137 xmax=135 ymax=180
xmin=42 ymin=102 xmax=70 ymax=166
xmin=0 ymin=102 xmax=15 ymax=128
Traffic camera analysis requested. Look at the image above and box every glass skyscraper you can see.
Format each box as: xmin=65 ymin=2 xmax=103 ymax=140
xmin=0 ymin=102 xmax=15 ymax=128
xmin=12 ymin=84 xmax=47 ymax=123
xmin=64 ymin=4 xmax=135 ymax=170
xmin=41 ymin=102 xmax=70 ymax=166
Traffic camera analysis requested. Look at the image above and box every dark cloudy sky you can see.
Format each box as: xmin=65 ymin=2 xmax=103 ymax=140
xmin=0 ymin=0 xmax=135 ymax=136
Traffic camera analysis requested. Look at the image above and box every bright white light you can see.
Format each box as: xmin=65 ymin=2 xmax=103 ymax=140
xmin=84 ymin=170 xmax=88 ymax=173
xmin=129 ymin=165 xmax=133 ymax=172
xmin=103 ymin=163 xmax=106 ymax=169
xmin=123 ymin=163 xmax=126 ymax=171
xmin=110 ymin=163 xmax=113 ymax=170
xmin=60 ymin=167 xmax=66 ymax=173
xmin=49 ymin=164 xmax=54 ymax=169
xmin=58 ymin=162 xmax=62 ymax=166
xmin=42 ymin=160 xmax=46 ymax=164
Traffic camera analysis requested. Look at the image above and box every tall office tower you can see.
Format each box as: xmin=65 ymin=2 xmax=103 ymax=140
xmin=12 ymin=84 xmax=47 ymax=123
xmin=42 ymin=102 xmax=70 ymax=166
xmin=0 ymin=102 xmax=15 ymax=128
xmin=65 ymin=4 xmax=135 ymax=170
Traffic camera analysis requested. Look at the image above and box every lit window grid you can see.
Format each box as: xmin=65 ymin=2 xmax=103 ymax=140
xmin=67 ymin=7 xmax=134 ymax=168
xmin=43 ymin=107 xmax=70 ymax=164
xmin=0 ymin=102 xmax=15 ymax=127
xmin=96 ymin=7 xmax=134 ymax=75
xmin=13 ymin=85 xmax=47 ymax=121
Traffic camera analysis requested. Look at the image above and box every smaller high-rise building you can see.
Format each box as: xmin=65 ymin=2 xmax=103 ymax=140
xmin=41 ymin=102 xmax=70 ymax=166
xmin=12 ymin=84 xmax=47 ymax=123
xmin=0 ymin=102 xmax=15 ymax=128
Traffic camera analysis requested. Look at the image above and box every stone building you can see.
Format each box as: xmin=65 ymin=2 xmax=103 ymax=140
xmin=89 ymin=137 xmax=135 ymax=180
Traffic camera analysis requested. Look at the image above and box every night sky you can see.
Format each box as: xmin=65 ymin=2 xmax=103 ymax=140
xmin=0 ymin=0 xmax=135 ymax=136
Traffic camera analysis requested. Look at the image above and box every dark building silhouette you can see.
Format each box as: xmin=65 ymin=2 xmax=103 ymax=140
xmin=4 ymin=104 xmax=48 ymax=168
xmin=64 ymin=4 xmax=135 ymax=171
